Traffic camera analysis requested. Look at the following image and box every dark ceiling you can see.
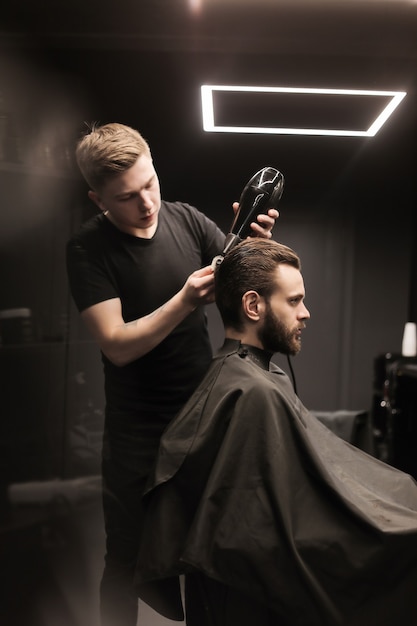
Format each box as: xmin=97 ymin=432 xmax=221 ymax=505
xmin=1 ymin=0 xmax=416 ymax=62
xmin=1 ymin=0 xmax=416 ymax=57
xmin=1 ymin=0 xmax=416 ymax=213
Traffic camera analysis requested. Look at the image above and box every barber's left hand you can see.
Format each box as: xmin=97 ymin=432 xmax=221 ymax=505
xmin=232 ymin=202 xmax=279 ymax=239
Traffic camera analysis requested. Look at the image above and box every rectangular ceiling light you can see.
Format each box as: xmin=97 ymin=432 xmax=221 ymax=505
xmin=201 ymin=85 xmax=407 ymax=137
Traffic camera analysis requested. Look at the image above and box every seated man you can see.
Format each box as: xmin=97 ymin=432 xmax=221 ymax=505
xmin=135 ymin=239 xmax=417 ymax=626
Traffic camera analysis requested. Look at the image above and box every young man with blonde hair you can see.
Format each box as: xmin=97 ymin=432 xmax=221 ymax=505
xmin=66 ymin=122 xmax=278 ymax=626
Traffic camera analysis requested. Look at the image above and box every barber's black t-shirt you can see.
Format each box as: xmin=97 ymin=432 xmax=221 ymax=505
xmin=66 ymin=201 xmax=225 ymax=422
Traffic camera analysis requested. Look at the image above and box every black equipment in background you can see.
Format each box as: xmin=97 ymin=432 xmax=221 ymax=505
xmin=372 ymin=353 xmax=417 ymax=479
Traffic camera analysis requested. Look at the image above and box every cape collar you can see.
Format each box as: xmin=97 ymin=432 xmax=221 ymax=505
xmin=221 ymin=338 xmax=273 ymax=371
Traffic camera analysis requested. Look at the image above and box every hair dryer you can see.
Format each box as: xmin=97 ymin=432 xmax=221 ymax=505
xmin=212 ymin=166 xmax=284 ymax=268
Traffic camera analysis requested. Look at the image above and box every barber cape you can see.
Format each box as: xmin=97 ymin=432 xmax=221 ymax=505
xmin=134 ymin=340 xmax=417 ymax=625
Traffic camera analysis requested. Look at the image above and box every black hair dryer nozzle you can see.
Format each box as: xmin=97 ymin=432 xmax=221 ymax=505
xmin=213 ymin=166 xmax=284 ymax=268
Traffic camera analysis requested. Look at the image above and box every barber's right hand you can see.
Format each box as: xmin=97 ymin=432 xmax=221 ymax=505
xmin=182 ymin=265 xmax=215 ymax=308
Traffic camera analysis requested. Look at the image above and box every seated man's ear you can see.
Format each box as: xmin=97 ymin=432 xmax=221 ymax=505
xmin=241 ymin=291 xmax=265 ymax=322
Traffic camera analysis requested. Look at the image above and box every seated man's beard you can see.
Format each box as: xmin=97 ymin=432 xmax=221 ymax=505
xmin=258 ymin=305 xmax=301 ymax=356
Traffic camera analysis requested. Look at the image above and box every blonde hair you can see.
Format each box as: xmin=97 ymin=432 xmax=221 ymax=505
xmin=75 ymin=122 xmax=151 ymax=191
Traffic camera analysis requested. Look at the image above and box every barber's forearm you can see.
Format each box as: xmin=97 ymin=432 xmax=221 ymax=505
xmin=81 ymin=266 xmax=214 ymax=366
xmin=100 ymin=291 xmax=196 ymax=366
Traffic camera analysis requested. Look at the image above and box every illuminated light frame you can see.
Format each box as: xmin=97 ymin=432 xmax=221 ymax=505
xmin=200 ymin=85 xmax=407 ymax=137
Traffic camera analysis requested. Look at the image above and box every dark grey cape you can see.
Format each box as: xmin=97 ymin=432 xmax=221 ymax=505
xmin=134 ymin=340 xmax=417 ymax=625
